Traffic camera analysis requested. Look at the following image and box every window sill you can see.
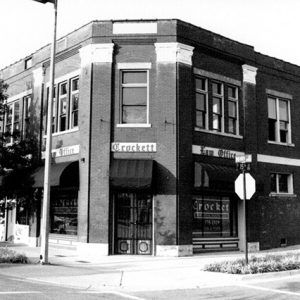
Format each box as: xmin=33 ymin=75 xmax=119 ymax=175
xmin=43 ymin=127 xmax=79 ymax=138
xmin=268 ymin=141 xmax=295 ymax=147
xmin=116 ymin=124 xmax=152 ymax=128
xmin=194 ymin=127 xmax=243 ymax=139
xmin=269 ymin=193 xmax=296 ymax=198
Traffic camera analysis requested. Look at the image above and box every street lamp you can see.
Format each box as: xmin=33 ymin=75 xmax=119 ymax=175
xmin=32 ymin=0 xmax=57 ymax=264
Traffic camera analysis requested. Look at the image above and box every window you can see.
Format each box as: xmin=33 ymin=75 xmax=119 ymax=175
xmin=45 ymin=76 xmax=79 ymax=134
xmin=194 ymin=76 xmax=239 ymax=136
xmin=5 ymin=100 xmax=20 ymax=143
xmin=121 ymin=70 xmax=148 ymax=124
xmin=70 ymin=77 xmax=79 ymax=128
xmin=268 ymin=96 xmax=291 ymax=144
xmin=195 ymin=77 xmax=208 ymax=129
xmin=23 ymin=95 xmax=31 ymax=138
xmin=270 ymin=173 xmax=293 ymax=194
xmin=25 ymin=57 xmax=32 ymax=70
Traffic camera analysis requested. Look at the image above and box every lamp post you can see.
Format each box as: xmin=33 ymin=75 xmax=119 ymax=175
xmin=32 ymin=0 xmax=57 ymax=264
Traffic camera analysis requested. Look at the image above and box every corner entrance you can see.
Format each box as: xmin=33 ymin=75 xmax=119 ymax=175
xmin=114 ymin=192 xmax=152 ymax=255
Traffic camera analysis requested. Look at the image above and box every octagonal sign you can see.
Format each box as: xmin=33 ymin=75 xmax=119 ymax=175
xmin=235 ymin=173 xmax=256 ymax=200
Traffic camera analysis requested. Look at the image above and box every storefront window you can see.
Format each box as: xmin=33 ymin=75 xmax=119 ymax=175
xmin=193 ymin=195 xmax=237 ymax=237
xmin=50 ymin=190 xmax=78 ymax=235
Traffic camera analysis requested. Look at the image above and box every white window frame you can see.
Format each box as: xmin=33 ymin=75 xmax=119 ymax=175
xmin=227 ymin=85 xmax=239 ymax=136
xmin=4 ymin=100 xmax=20 ymax=144
xmin=116 ymin=63 xmax=151 ymax=128
xmin=270 ymin=173 xmax=294 ymax=195
xmin=69 ymin=76 xmax=79 ymax=129
xmin=22 ymin=95 xmax=32 ymax=138
xmin=212 ymin=81 xmax=224 ymax=133
xmin=58 ymin=81 xmax=68 ymax=132
xmin=195 ymin=76 xmax=208 ymax=130
xmin=268 ymin=96 xmax=292 ymax=145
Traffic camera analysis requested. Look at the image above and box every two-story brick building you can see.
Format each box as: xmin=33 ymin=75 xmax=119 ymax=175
xmin=1 ymin=19 xmax=300 ymax=256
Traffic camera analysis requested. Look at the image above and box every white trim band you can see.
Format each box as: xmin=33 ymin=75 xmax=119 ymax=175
xmin=113 ymin=22 xmax=157 ymax=34
xmin=117 ymin=63 xmax=152 ymax=69
xmin=257 ymin=154 xmax=300 ymax=166
xmin=7 ymin=89 xmax=32 ymax=103
xmin=242 ymin=64 xmax=257 ymax=84
xmin=80 ymin=43 xmax=114 ymax=66
xmin=266 ymin=89 xmax=292 ymax=100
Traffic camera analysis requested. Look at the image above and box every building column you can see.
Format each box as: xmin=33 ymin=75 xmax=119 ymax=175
xmin=238 ymin=64 xmax=258 ymax=252
xmin=154 ymin=42 xmax=194 ymax=256
xmin=77 ymin=43 xmax=114 ymax=257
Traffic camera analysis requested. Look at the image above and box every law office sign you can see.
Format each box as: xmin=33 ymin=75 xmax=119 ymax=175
xmin=111 ymin=142 xmax=157 ymax=153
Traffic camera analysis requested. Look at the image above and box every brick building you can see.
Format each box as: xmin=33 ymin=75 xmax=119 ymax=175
xmin=1 ymin=19 xmax=300 ymax=256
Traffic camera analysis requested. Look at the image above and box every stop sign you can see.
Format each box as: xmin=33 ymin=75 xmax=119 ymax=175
xmin=235 ymin=173 xmax=256 ymax=200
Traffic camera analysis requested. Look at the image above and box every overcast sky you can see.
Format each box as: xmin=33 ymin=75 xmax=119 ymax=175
xmin=1 ymin=0 xmax=300 ymax=70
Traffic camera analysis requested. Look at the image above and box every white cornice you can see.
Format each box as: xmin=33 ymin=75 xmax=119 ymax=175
xmin=242 ymin=64 xmax=257 ymax=84
xmin=79 ymin=43 xmax=114 ymax=66
xmin=257 ymin=154 xmax=300 ymax=166
xmin=155 ymin=42 xmax=194 ymax=65
xmin=32 ymin=67 xmax=44 ymax=85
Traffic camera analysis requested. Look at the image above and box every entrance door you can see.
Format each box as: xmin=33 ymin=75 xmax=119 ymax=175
xmin=114 ymin=192 xmax=152 ymax=255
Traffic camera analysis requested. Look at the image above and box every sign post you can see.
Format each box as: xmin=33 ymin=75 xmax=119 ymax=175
xmin=235 ymin=155 xmax=255 ymax=264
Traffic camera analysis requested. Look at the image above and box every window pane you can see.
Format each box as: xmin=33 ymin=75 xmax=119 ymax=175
xmin=60 ymin=116 xmax=67 ymax=131
xmin=228 ymin=86 xmax=236 ymax=98
xmin=60 ymin=83 xmax=67 ymax=95
xmin=123 ymin=87 xmax=147 ymax=105
xmin=196 ymin=111 xmax=205 ymax=128
xmin=213 ymin=115 xmax=221 ymax=131
xmin=123 ymin=106 xmax=147 ymax=123
xmin=72 ymin=112 xmax=78 ymax=127
xmin=195 ymin=77 xmax=206 ymax=91
xmin=196 ymin=93 xmax=206 ymax=111
xmin=213 ymin=97 xmax=221 ymax=113
xmin=228 ymin=101 xmax=236 ymax=117
xmin=278 ymin=174 xmax=288 ymax=193
xmin=72 ymin=94 xmax=79 ymax=110
xmin=270 ymin=173 xmax=277 ymax=193
xmin=268 ymin=98 xmax=276 ymax=119
xmin=279 ymin=100 xmax=288 ymax=121
xmin=228 ymin=118 xmax=236 ymax=134
xmin=72 ymin=78 xmax=79 ymax=91
xmin=60 ymin=98 xmax=67 ymax=114
xmin=14 ymin=102 xmax=20 ymax=122
xmin=123 ymin=71 xmax=147 ymax=84
xmin=7 ymin=105 xmax=13 ymax=124
xmin=212 ymin=82 xmax=222 ymax=95
xmin=268 ymin=119 xmax=276 ymax=141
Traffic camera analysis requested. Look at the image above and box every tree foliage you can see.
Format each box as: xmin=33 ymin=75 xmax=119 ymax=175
xmin=0 ymin=79 xmax=39 ymax=203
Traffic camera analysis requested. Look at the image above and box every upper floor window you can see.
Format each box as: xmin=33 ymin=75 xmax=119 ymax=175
xmin=195 ymin=76 xmax=239 ymax=136
xmin=25 ymin=57 xmax=32 ymax=70
xmin=120 ymin=70 xmax=148 ymax=124
xmin=45 ymin=76 xmax=79 ymax=134
xmin=270 ymin=173 xmax=293 ymax=194
xmin=23 ymin=95 xmax=31 ymax=139
xmin=5 ymin=100 xmax=20 ymax=144
xmin=268 ymin=96 xmax=291 ymax=144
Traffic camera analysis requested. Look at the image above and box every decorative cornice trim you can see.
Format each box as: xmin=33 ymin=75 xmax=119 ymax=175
xmin=266 ymin=88 xmax=293 ymax=100
xmin=113 ymin=22 xmax=157 ymax=35
xmin=117 ymin=62 xmax=152 ymax=69
xmin=32 ymin=67 xmax=45 ymax=85
xmin=79 ymin=43 xmax=114 ymax=66
xmin=155 ymin=42 xmax=194 ymax=65
xmin=242 ymin=64 xmax=257 ymax=84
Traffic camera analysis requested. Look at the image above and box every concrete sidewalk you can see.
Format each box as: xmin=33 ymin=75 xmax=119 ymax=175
xmin=1 ymin=242 xmax=300 ymax=292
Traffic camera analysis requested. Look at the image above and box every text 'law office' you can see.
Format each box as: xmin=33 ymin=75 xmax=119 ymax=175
xmin=1 ymin=19 xmax=300 ymax=256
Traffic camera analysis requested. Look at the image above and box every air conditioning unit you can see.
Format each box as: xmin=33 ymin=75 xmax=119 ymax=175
xmin=138 ymin=240 xmax=151 ymax=255
xmin=118 ymin=240 xmax=131 ymax=254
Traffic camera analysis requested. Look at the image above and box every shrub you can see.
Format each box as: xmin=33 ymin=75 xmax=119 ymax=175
xmin=204 ymin=252 xmax=300 ymax=274
xmin=0 ymin=247 xmax=28 ymax=264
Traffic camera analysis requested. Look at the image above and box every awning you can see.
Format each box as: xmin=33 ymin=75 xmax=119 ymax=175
xmin=195 ymin=162 xmax=238 ymax=188
xmin=32 ymin=162 xmax=75 ymax=188
xmin=110 ymin=159 xmax=153 ymax=190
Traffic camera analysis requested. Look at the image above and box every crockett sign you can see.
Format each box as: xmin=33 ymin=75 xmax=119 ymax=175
xmin=111 ymin=142 xmax=157 ymax=153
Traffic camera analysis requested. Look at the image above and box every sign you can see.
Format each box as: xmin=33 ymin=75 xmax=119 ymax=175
xmin=192 ymin=145 xmax=244 ymax=160
xmin=235 ymin=173 xmax=256 ymax=200
xmin=235 ymin=154 xmax=252 ymax=164
xmin=111 ymin=143 xmax=157 ymax=153
xmin=42 ymin=145 xmax=80 ymax=159
xmin=14 ymin=224 xmax=29 ymax=244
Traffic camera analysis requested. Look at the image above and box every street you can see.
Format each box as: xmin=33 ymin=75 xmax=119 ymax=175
xmin=1 ymin=272 xmax=300 ymax=299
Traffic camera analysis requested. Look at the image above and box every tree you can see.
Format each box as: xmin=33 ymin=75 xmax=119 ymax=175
xmin=0 ymin=79 xmax=39 ymax=217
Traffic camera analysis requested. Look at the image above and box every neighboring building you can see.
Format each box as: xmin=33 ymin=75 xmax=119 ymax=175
xmin=1 ymin=19 xmax=300 ymax=256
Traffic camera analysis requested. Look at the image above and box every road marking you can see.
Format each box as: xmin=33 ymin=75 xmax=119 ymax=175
xmin=239 ymin=283 xmax=300 ymax=297
xmin=0 ymin=291 xmax=41 ymax=294
xmin=81 ymin=290 xmax=145 ymax=300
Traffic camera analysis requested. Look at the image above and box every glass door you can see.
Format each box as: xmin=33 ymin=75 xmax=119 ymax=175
xmin=114 ymin=192 xmax=152 ymax=255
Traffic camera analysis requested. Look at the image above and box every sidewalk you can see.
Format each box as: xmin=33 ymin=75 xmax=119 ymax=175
xmin=1 ymin=242 xmax=300 ymax=292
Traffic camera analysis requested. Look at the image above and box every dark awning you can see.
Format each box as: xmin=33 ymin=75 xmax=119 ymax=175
xmin=110 ymin=159 xmax=153 ymax=190
xmin=195 ymin=162 xmax=238 ymax=186
xmin=32 ymin=162 xmax=75 ymax=188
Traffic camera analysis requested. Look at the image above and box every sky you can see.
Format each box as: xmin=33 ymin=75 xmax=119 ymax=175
xmin=1 ymin=0 xmax=300 ymax=70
